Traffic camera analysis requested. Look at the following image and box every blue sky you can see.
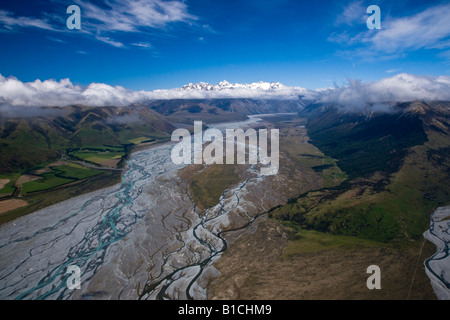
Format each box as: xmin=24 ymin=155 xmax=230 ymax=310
xmin=0 ymin=0 xmax=449 ymax=91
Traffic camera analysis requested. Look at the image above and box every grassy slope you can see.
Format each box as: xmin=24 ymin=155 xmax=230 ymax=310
xmin=0 ymin=123 xmax=61 ymax=174
xmin=271 ymin=107 xmax=450 ymax=244
xmin=306 ymin=110 xmax=428 ymax=179
xmin=279 ymin=221 xmax=387 ymax=258
xmin=0 ymin=105 xmax=174 ymax=175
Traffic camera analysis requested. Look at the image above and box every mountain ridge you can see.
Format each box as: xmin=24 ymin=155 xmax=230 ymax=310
xmin=180 ymin=80 xmax=286 ymax=91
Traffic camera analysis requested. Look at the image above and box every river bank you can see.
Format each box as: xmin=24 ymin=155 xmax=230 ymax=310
xmin=424 ymin=205 xmax=450 ymax=300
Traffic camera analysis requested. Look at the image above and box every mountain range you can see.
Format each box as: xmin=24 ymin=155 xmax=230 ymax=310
xmin=180 ymin=80 xmax=286 ymax=91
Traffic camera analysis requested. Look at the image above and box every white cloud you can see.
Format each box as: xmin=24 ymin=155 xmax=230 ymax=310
xmin=0 ymin=10 xmax=55 ymax=31
xmin=367 ymin=4 xmax=450 ymax=53
xmin=386 ymin=68 xmax=401 ymax=74
xmin=76 ymin=0 xmax=197 ymax=33
xmin=1 ymin=73 xmax=450 ymax=110
xmin=95 ymin=35 xmax=125 ymax=48
xmin=131 ymin=42 xmax=152 ymax=48
xmin=331 ymin=3 xmax=450 ymax=59
xmin=0 ymin=75 xmax=138 ymax=107
xmin=0 ymin=0 xmax=197 ymax=48
xmin=0 ymin=75 xmax=311 ymax=107
xmin=335 ymin=1 xmax=366 ymax=26
xmin=316 ymin=73 xmax=450 ymax=110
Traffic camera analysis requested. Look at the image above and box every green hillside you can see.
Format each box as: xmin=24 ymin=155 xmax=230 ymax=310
xmin=0 ymin=104 xmax=174 ymax=174
xmin=270 ymin=102 xmax=450 ymax=244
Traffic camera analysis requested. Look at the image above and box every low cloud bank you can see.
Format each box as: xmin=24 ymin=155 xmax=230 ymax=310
xmin=0 ymin=73 xmax=450 ymax=110
xmin=318 ymin=74 xmax=450 ymax=110
xmin=0 ymin=75 xmax=144 ymax=107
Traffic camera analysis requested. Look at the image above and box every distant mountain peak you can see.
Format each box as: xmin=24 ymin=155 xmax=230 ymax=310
xmin=217 ymin=80 xmax=231 ymax=87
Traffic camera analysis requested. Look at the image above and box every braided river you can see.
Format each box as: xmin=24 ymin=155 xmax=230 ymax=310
xmin=0 ymin=116 xmax=273 ymax=300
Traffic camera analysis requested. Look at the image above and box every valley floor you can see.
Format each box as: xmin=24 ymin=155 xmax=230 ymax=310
xmin=0 ymin=113 xmax=442 ymax=300
xmin=209 ymin=215 xmax=436 ymax=300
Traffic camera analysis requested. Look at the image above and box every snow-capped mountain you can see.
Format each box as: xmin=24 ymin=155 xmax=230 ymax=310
xmin=181 ymin=80 xmax=286 ymax=91
xmin=169 ymin=80 xmax=313 ymax=100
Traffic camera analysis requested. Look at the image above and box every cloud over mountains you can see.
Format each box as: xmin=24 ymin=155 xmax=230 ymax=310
xmin=318 ymin=73 xmax=450 ymax=110
xmin=1 ymin=73 xmax=450 ymax=110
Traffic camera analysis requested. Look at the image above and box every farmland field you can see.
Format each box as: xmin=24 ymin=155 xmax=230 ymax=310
xmin=0 ymin=173 xmax=21 ymax=196
xmin=71 ymin=151 xmax=125 ymax=166
xmin=21 ymin=164 xmax=103 ymax=194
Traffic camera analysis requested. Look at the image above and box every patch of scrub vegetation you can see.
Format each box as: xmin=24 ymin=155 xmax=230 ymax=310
xmin=181 ymin=164 xmax=242 ymax=211
xmin=279 ymin=221 xmax=386 ymax=258
xmin=271 ymin=184 xmax=394 ymax=243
